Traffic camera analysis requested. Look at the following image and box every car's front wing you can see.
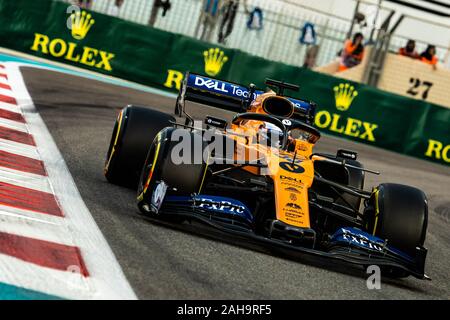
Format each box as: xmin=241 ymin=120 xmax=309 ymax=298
xmin=155 ymin=198 xmax=429 ymax=280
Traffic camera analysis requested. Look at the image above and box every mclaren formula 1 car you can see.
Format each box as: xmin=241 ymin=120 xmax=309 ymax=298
xmin=104 ymin=72 xmax=429 ymax=279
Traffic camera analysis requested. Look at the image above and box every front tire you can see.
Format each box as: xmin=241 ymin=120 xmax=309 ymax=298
xmin=104 ymin=106 xmax=175 ymax=188
xmin=137 ymin=127 xmax=209 ymax=216
xmin=365 ymin=183 xmax=428 ymax=256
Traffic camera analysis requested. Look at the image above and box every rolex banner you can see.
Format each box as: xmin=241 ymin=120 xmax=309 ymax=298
xmin=0 ymin=0 xmax=448 ymax=166
xmin=0 ymin=0 xmax=177 ymax=85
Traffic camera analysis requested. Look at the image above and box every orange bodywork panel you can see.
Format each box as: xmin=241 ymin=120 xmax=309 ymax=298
xmin=226 ymin=91 xmax=318 ymax=229
xmin=270 ymin=152 xmax=314 ymax=228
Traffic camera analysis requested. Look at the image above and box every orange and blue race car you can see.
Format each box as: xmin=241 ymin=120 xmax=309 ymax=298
xmin=104 ymin=72 xmax=429 ymax=280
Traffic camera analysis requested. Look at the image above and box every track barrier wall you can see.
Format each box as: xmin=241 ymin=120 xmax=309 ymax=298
xmin=0 ymin=0 xmax=448 ymax=166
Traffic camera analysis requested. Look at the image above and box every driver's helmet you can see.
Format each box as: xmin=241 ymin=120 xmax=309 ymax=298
xmin=289 ymin=128 xmax=310 ymax=142
xmin=258 ymin=121 xmax=316 ymax=150
xmin=289 ymin=127 xmax=318 ymax=144
xmin=257 ymin=122 xmax=283 ymax=148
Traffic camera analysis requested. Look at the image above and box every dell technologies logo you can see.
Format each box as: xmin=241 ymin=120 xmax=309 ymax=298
xmin=194 ymin=76 xmax=258 ymax=99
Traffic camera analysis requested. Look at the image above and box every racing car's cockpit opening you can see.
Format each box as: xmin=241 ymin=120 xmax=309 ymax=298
xmin=262 ymin=96 xmax=294 ymax=118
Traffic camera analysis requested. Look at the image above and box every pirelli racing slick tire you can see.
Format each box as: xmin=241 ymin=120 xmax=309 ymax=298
xmin=104 ymin=105 xmax=175 ymax=188
xmin=364 ymin=183 xmax=428 ymax=277
xmin=137 ymin=127 xmax=209 ymax=217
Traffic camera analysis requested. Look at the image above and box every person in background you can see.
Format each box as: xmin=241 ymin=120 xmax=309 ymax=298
xmin=339 ymin=33 xmax=365 ymax=72
xmin=399 ymin=39 xmax=419 ymax=59
xmin=303 ymin=45 xmax=319 ymax=69
xmin=148 ymin=0 xmax=172 ymax=26
xmin=218 ymin=0 xmax=239 ymax=44
xmin=420 ymin=45 xmax=438 ymax=70
xmin=195 ymin=0 xmax=221 ymax=41
xmin=107 ymin=0 xmax=124 ymax=17
xmin=78 ymin=0 xmax=92 ymax=9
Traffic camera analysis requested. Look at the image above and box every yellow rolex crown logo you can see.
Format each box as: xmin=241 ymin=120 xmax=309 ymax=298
xmin=334 ymin=83 xmax=358 ymax=111
xmin=203 ymin=48 xmax=228 ymax=76
xmin=71 ymin=10 xmax=95 ymax=40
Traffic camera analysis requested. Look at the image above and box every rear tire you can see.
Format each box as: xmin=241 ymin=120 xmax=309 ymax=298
xmin=104 ymin=106 xmax=175 ymax=188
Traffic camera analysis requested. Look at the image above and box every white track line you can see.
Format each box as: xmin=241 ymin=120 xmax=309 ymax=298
xmin=0 ymin=101 xmax=21 ymax=113
xmin=0 ymin=138 xmax=40 ymax=159
xmin=0 ymin=117 xmax=29 ymax=133
xmin=0 ymin=77 xmax=8 ymax=86
xmin=0 ymin=204 xmax=62 ymax=225
xmin=0 ymin=87 xmax=14 ymax=97
xmin=0 ymin=167 xmax=52 ymax=193
xmin=0 ymin=212 xmax=70 ymax=246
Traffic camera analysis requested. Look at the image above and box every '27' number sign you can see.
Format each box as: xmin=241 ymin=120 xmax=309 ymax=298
xmin=407 ymin=78 xmax=433 ymax=100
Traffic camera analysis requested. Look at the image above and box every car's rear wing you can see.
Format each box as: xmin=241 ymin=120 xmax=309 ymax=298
xmin=175 ymin=72 xmax=316 ymax=125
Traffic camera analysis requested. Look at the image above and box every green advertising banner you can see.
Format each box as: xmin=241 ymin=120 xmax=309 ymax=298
xmin=0 ymin=0 xmax=448 ymax=166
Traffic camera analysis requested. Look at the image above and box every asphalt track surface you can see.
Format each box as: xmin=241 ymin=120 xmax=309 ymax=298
xmin=22 ymin=67 xmax=450 ymax=299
